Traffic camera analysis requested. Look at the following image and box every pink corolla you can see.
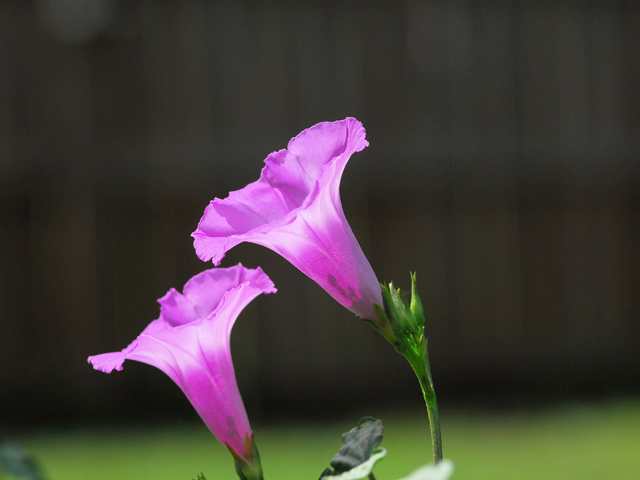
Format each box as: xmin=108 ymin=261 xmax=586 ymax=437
xmin=193 ymin=118 xmax=382 ymax=321
xmin=88 ymin=264 xmax=275 ymax=470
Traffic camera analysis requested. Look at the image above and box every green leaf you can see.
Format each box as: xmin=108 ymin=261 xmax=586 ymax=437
xmin=396 ymin=460 xmax=454 ymax=480
xmin=320 ymin=448 xmax=387 ymax=480
xmin=0 ymin=443 xmax=47 ymax=480
xmin=321 ymin=417 xmax=384 ymax=478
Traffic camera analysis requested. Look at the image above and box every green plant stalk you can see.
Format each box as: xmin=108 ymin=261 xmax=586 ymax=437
xmin=404 ymin=341 xmax=443 ymax=463
xmin=373 ymin=277 xmax=443 ymax=464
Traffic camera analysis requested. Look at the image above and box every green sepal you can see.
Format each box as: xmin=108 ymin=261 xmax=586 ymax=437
xmin=381 ymin=281 xmax=419 ymax=336
xmin=410 ymin=273 xmax=426 ymax=328
xmin=370 ymin=303 xmax=398 ymax=345
xmin=0 ymin=442 xmax=47 ymax=480
xmin=320 ymin=417 xmax=385 ymax=478
xmin=194 ymin=473 xmax=208 ymax=480
xmin=227 ymin=435 xmax=264 ymax=480
xmin=384 ymin=282 xmax=405 ymax=332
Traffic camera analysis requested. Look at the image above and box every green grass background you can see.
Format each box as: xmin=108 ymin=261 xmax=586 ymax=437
xmin=9 ymin=400 xmax=640 ymax=480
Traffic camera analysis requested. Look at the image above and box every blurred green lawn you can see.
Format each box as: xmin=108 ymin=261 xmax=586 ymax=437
xmin=10 ymin=400 xmax=640 ymax=480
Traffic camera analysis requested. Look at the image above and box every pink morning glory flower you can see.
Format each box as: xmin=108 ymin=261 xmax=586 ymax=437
xmin=192 ymin=118 xmax=382 ymax=321
xmin=88 ymin=264 xmax=276 ymax=465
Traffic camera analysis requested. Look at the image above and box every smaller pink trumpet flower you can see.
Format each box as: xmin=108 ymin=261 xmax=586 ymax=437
xmin=193 ymin=118 xmax=382 ymax=321
xmin=88 ymin=265 xmax=275 ymax=479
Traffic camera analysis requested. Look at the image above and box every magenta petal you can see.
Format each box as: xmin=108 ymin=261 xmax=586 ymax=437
xmin=182 ymin=264 xmax=276 ymax=320
xmin=157 ymin=288 xmax=199 ymax=326
xmin=87 ymin=265 xmax=276 ymax=454
xmin=89 ymin=349 xmax=130 ymax=373
xmin=193 ymin=118 xmax=382 ymax=320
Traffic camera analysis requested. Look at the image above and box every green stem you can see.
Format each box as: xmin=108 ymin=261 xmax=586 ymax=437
xmin=421 ymin=355 xmax=443 ymax=463
xmin=405 ymin=343 xmax=443 ymax=463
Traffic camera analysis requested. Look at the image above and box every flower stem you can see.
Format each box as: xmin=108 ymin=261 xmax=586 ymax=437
xmin=405 ymin=341 xmax=443 ymax=463
xmin=420 ymin=353 xmax=443 ymax=463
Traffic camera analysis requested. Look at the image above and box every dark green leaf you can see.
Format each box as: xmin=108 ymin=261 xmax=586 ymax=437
xmin=0 ymin=443 xmax=47 ymax=480
xmin=321 ymin=417 xmax=384 ymax=478
xmin=321 ymin=449 xmax=387 ymax=480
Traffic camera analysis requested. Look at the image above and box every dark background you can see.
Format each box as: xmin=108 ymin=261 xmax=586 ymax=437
xmin=1 ymin=0 xmax=639 ymax=428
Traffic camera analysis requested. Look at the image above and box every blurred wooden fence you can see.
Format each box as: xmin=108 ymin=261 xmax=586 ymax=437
xmin=1 ymin=0 xmax=639 ymax=425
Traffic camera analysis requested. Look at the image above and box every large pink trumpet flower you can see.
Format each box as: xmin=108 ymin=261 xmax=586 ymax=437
xmin=192 ymin=118 xmax=382 ymax=321
xmin=88 ymin=264 xmax=275 ymax=475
